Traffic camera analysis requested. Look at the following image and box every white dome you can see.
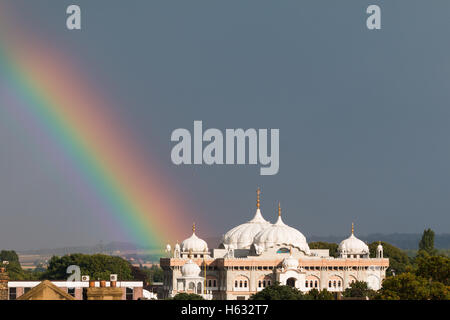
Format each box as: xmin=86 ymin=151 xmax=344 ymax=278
xmin=181 ymin=225 xmax=208 ymax=253
xmin=181 ymin=259 xmax=201 ymax=278
xmin=252 ymin=208 xmax=310 ymax=255
xmin=282 ymin=255 xmax=299 ymax=270
xmin=222 ymin=209 xmax=271 ymax=249
xmin=339 ymin=231 xmax=369 ymax=255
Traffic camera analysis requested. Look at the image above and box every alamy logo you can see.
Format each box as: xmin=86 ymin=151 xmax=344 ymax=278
xmin=171 ymin=121 xmax=279 ymax=175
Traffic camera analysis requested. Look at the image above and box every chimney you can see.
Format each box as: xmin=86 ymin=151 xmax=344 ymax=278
xmin=0 ymin=268 xmax=9 ymax=300
xmin=86 ymin=278 xmax=122 ymax=300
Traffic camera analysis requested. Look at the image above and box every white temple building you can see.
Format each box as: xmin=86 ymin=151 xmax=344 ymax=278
xmin=160 ymin=189 xmax=389 ymax=300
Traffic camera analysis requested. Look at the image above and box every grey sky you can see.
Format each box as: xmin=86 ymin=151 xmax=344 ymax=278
xmin=1 ymin=0 xmax=449 ymax=250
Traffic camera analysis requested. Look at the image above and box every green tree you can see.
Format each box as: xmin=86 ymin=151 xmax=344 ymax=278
xmin=250 ymin=282 xmax=304 ymax=300
xmin=416 ymin=255 xmax=450 ymax=286
xmin=368 ymin=241 xmax=410 ymax=275
xmin=0 ymin=250 xmax=20 ymax=263
xmin=0 ymin=250 xmax=26 ymax=280
xmin=44 ymin=254 xmax=133 ymax=280
xmin=309 ymin=242 xmax=339 ymax=258
xmin=377 ymin=272 xmax=449 ymax=300
xmin=419 ymin=228 xmax=437 ymax=256
xmin=343 ymin=281 xmax=376 ymax=299
xmin=172 ymin=293 xmax=204 ymax=300
xmin=304 ymin=288 xmax=334 ymax=300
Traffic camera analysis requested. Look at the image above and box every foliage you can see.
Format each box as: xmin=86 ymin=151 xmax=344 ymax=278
xmin=415 ymin=255 xmax=450 ymax=286
xmin=368 ymin=241 xmax=410 ymax=275
xmin=419 ymin=228 xmax=437 ymax=256
xmin=0 ymin=250 xmax=26 ymax=280
xmin=172 ymin=293 xmax=204 ymax=300
xmin=131 ymin=264 xmax=164 ymax=285
xmin=304 ymin=288 xmax=334 ymax=300
xmin=0 ymin=250 xmax=19 ymax=263
xmin=343 ymin=281 xmax=376 ymax=299
xmin=250 ymin=282 xmax=304 ymax=300
xmin=308 ymin=242 xmax=339 ymax=258
xmin=43 ymin=253 xmax=133 ymax=281
xmin=377 ymin=272 xmax=449 ymax=300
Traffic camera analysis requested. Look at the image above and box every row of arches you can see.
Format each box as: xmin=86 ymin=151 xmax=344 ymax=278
xmin=177 ymin=281 xmax=203 ymax=294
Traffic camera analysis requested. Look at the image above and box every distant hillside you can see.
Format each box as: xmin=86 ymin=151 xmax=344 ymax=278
xmin=17 ymin=241 xmax=147 ymax=256
xmin=15 ymin=233 xmax=450 ymax=256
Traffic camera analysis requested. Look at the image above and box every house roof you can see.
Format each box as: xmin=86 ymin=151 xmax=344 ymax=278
xmin=17 ymin=280 xmax=76 ymax=300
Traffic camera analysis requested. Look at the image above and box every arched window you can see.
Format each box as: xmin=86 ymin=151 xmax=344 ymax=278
xmin=239 ymin=280 xmax=243 ymax=288
xmin=305 ymin=281 xmax=308 ymax=288
xmin=310 ymin=281 xmax=313 ymax=287
xmin=277 ymin=247 xmax=290 ymax=253
xmin=268 ymin=280 xmax=271 ymax=286
xmin=235 ymin=281 xmax=238 ymax=287
xmin=286 ymin=278 xmax=296 ymax=287
xmin=213 ymin=280 xmax=217 ymax=287
xmin=258 ymin=281 xmax=262 ymax=288
xmin=333 ymin=281 xmax=337 ymax=288
xmin=244 ymin=281 xmax=248 ymax=288
xmin=315 ymin=281 xmax=318 ymax=288
xmin=263 ymin=280 xmax=266 ymax=287
xmin=338 ymin=281 xmax=341 ymax=287
xmin=329 ymin=281 xmax=332 ymax=288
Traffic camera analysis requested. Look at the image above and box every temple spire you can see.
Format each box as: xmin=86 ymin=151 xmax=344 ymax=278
xmin=193 ymin=222 xmax=196 ymax=234
xmin=278 ymin=202 xmax=281 ymax=217
xmin=351 ymin=222 xmax=354 ymax=235
xmin=256 ymin=188 xmax=261 ymax=209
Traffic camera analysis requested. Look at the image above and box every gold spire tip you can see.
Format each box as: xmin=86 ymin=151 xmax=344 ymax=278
xmin=351 ymin=222 xmax=354 ymax=235
xmin=256 ymin=188 xmax=261 ymax=209
xmin=278 ymin=202 xmax=281 ymax=217
xmin=192 ymin=222 xmax=196 ymax=233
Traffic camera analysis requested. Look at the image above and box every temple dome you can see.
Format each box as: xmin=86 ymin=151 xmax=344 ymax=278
xmin=221 ymin=188 xmax=271 ymax=249
xmin=338 ymin=224 xmax=369 ymax=255
xmin=221 ymin=208 xmax=271 ymax=249
xmin=252 ymin=204 xmax=310 ymax=255
xmin=282 ymin=254 xmax=299 ymax=270
xmin=181 ymin=259 xmax=201 ymax=278
xmin=181 ymin=224 xmax=208 ymax=253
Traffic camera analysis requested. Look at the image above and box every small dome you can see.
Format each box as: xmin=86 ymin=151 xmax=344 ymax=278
xmin=339 ymin=224 xmax=369 ymax=255
xmin=252 ymin=204 xmax=310 ymax=255
xmin=181 ymin=259 xmax=201 ymax=277
xmin=181 ymin=224 xmax=208 ymax=253
xmin=282 ymin=254 xmax=299 ymax=270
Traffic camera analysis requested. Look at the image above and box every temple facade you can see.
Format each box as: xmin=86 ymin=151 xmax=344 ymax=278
xmin=160 ymin=189 xmax=388 ymax=300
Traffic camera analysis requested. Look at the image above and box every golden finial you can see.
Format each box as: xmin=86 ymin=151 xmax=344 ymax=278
xmin=278 ymin=202 xmax=281 ymax=217
xmin=351 ymin=222 xmax=354 ymax=235
xmin=256 ymin=188 xmax=261 ymax=209
xmin=192 ymin=222 xmax=196 ymax=233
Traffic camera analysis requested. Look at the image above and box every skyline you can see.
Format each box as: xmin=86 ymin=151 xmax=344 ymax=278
xmin=1 ymin=1 xmax=450 ymax=250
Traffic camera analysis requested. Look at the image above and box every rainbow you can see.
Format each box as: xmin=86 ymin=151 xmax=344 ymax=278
xmin=0 ymin=4 xmax=200 ymax=249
